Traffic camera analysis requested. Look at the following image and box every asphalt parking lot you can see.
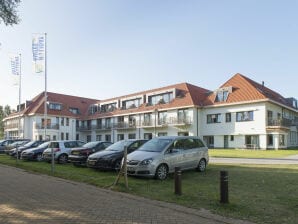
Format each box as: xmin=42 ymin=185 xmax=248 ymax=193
xmin=0 ymin=164 xmax=254 ymax=224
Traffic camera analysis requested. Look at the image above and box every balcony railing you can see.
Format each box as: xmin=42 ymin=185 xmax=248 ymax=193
xmin=267 ymin=118 xmax=298 ymax=128
xmin=35 ymin=123 xmax=59 ymax=130
xmin=167 ymin=117 xmax=192 ymax=125
xmin=4 ymin=124 xmax=21 ymax=129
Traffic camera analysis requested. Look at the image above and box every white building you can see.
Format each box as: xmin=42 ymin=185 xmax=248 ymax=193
xmin=3 ymin=73 xmax=298 ymax=149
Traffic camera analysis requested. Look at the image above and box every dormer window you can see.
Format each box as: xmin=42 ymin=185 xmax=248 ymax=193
xmin=148 ymin=92 xmax=173 ymax=106
xmin=122 ymin=98 xmax=141 ymax=110
xmin=101 ymin=102 xmax=117 ymax=113
xmin=49 ymin=102 xmax=62 ymax=110
xmin=89 ymin=104 xmax=98 ymax=114
xmin=69 ymin=107 xmax=80 ymax=114
xmin=214 ymin=87 xmax=232 ymax=102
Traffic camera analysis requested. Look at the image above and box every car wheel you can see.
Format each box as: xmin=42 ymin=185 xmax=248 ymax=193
xmin=58 ymin=154 xmax=68 ymax=164
xmin=155 ymin=164 xmax=168 ymax=180
xmin=36 ymin=153 xmax=43 ymax=162
xmin=197 ymin=159 xmax=206 ymax=172
xmin=114 ymin=160 xmax=121 ymax=171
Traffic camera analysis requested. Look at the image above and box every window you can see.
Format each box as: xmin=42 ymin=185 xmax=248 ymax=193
xmin=128 ymin=133 xmax=136 ymax=139
xmin=61 ymin=132 xmax=64 ymax=140
xmin=117 ymin=134 xmax=124 ymax=141
xmin=66 ymin=118 xmax=69 ymax=126
xmin=49 ymin=103 xmax=62 ymax=110
xmin=143 ymin=113 xmax=152 ymax=126
xmin=230 ymin=135 xmax=234 ymax=141
xmin=178 ymin=132 xmax=189 ymax=136
xmin=158 ymin=111 xmax=167 ymax=125
xmin=101 ymin=103 xmax=117 ymax=112
xmin=66 ymin=132 xmax=69 ymax=140
xmin=105 ymin=118 xmax=111 ymax=129
xmin=148 ymin=92 xmax=173 ymax=105
xmin=207 ymin=114 xmax=221 ymax=123
xmin=225 ymin=113 xmax=231 ymax=122
xmin=105 ymin=134 xmax=111 ymax=142
xmin=178 ymin=109 xmax=189 ymax=123
xmin=158 ymin=132 xmax=167 ymax=136
xmin=122 ymin=98 xmax=141 ymax=109
xmin=129 ymin=115 xmax=136 ymax=127
xmin=267 ymin=134 xmax=273 ymax=146
xmin=236 ymin=111 xmax=254 ymax=122
xmin=89 ymin=105 xmax=98 ymax=114
xmin=76 ymin=134 xmax=79 ymax=140
xmin=96 ymin=135 xmax=102 ymax=141
xmin=279 ymin=134 xmax=285 ymax=146
xmin=61 ymin=117 xmax=64 ymax=126
xmin=144 ymin=133 xmax=152 ymax=140
xmin=215 ymin=90 xmax=229 ymax=102
xmin=69 ymin=107 xmax=79 ymax=114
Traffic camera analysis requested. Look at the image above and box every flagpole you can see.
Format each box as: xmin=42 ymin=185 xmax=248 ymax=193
xmin=16 ymin=53 xmax=21 ymax=163
xmin=44 ymin=33 xmax=47 ymax=141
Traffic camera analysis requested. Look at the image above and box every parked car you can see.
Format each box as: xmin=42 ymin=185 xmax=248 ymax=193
xmin=5 ymin=140 xmax=31 ymax=155
xmin=42 ymin=140 xmax=85 ymax=164
xmin=87 ymin=139 xmax=147 ymax=170
xmin=0 ymin=139 xmax=18 ymax=154
xmin=126 ymin=136 xmax=209 ymax=180
xmin=9 ymin=140 xmax=46 ymax=158
xmin=21 ymin=141 xmax=50 ymax=161
xmin=69 ymin=141 xmax=113 ymax=166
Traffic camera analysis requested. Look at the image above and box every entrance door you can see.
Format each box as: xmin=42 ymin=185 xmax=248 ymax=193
xmin=224 ymin=135 xmax=229 ymax=148
xmin=245 ymin=135 xmax=259 ymax=149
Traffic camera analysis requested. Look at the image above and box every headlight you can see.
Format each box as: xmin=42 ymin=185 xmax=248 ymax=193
xmin=140 ymin=158 xmax=153 ymax=166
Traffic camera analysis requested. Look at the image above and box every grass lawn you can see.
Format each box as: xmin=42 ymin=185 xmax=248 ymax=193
xmin=0 ymin=155 xmax=298 ymax=224
xmin=209 ymin=149 xmax=298 ymax=158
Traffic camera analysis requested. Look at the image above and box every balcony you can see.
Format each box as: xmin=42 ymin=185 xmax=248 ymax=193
xmin=4 ymin=124 xmax=20 ymax=130
xmin=35 ymin=123 xmax=59 ymax=130
xmin=266 ymin=118 xmax=297 ymax=131
xmin=113 ymin=121 xmax=136 ymax=130
xmin=167 ymin=117 xmax=192 ymax=126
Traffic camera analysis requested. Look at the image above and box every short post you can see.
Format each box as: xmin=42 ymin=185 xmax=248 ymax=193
xmin=220 ymin=170 xmax=229 ymax=203
xmin=174 ymin=167 xmax=182 ymax=195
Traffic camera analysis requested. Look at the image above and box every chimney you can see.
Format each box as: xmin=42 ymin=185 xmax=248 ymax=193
xmin=262 ymin=81 xmax=265 ymax=87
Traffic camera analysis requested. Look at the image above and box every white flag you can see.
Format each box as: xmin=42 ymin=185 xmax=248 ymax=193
xmin=32 ymin=33 xmax=46 ymax=73
xmin=9 ymin=54 xmax=21 ymax=75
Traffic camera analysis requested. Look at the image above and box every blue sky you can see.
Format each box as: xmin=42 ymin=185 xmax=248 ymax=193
xmin=1 ymin=0 xmax=298 ymax=108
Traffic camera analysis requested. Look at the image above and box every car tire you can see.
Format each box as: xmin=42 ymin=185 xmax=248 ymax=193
xmin=58 ymin=154 xmax=68 ymax=164
xmin=155 ymin=164 xmax=168 ymax=180
xmin=36 ymin=153 xmax=43 ymax=162
xmin=197 ymin=159 xmax=206 ymax=172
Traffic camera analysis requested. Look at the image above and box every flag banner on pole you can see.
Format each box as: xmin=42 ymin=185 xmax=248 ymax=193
xmin=32 ymin=33 xmax=45 ymax=73
xmin=9 ymin=54 xmax=21 ymax=75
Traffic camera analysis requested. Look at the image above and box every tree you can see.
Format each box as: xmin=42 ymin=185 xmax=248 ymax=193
xmin=0 ymin=105 xmax=11 ymax=138
xmin=0 ymin=0 xmax=21 ymax=26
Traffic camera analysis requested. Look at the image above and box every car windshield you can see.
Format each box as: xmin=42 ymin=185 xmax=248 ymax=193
xmin=105 ymin=140 xmax=133 ymax=152
xmin=83 ymin=142 xmax=99 ymax=148
xmin=138 ymin=138 xmax=172 ymax=152
xmin=23 ymin=141 xmax=35 ymax=147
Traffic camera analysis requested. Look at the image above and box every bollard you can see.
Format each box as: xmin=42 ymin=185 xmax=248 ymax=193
xmin=174 ymin=167 xmax=182 ymax=195
xmin=220 ymin=170 xmax=229 ymax=203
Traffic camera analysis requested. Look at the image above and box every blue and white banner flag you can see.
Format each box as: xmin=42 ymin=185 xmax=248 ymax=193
xmin=9 ymin=54 xmax=21 ymax=76
xmin=32 ymin=33 xmax=46 ymax=73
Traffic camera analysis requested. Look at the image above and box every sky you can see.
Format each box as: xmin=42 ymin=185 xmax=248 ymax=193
xmin=1 ymin=0 xmax=298 ymax=109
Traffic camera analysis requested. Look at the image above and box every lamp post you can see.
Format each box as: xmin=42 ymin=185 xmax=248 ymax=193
xmin=154 ymin=108 xmax=158 ymax=137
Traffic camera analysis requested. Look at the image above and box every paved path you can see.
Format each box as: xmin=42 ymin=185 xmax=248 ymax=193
xmin=210 ymin=156 xmax=298 ymax=165
xmin=0 ymin=164 xmax=253 ymax=224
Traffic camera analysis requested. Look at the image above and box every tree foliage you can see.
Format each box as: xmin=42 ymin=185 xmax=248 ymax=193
xmin=0 ymin=105 xmax=11 ymax=138
xmin=0 ymin=0 xmax=21 ymax=26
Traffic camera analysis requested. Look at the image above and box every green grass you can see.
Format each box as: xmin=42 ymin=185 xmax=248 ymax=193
xmin=1 ymin=155 xmax=298 ymax=224
xmin=209 ymin=149 xmax=298 ymax=158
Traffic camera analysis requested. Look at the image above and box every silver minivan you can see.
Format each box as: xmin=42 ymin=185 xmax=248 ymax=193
xmin=126 ymin=136 xmax=209 ymax=180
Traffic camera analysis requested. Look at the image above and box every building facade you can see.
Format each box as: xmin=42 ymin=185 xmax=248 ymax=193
xmin=3 ymin=73 xmax=298 ymax=149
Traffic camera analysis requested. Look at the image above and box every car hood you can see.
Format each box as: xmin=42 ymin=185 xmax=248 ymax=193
xmin=127 ymin=150 xmax=161 ymax=161
xmin=88 ymin=150 xmax=122 ymax=159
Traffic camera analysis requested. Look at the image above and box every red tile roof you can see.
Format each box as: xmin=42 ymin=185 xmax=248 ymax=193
xmin=204 ymin=73 xmax=295 ymax=108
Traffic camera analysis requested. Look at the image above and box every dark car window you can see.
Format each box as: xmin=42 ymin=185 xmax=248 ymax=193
xmin=83 ymin=142 xmax=99 ymax=148
xmin=49 ymin=142 xmax=59 ymax=148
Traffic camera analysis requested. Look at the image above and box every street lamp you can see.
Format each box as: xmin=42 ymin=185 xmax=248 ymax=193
xmin=154 ymin=108 xmax=158 ymax=137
